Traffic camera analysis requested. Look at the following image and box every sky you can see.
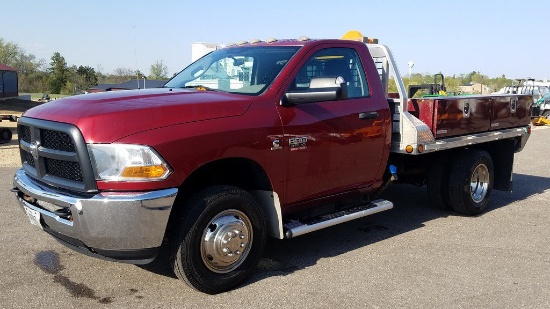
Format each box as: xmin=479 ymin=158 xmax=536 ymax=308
xmin=2 ymin=0 xmax=549 ymax=80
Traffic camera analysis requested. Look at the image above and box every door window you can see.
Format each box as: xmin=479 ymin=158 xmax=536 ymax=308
xmin=293 ymin=47 xmax=369 ymax=98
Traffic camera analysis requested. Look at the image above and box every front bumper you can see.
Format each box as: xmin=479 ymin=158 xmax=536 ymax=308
xmin=13 ymin=168 xmax=178 ymax=264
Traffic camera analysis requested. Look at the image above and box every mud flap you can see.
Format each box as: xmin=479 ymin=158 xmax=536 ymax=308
xmin=487 ymin=139 xmax=515 ymax=192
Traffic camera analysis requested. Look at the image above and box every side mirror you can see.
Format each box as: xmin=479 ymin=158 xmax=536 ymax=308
xmin=232 ymin=57 xmax=245 ymax=66
xmin=281 ymin=76 xmax=348 ymax=106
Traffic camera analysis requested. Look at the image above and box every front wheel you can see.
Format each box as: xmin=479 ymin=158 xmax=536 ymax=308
xmin=449 ymin=150 xmax=494 ymax=216
xmin=171 ymin=186 xmax=266 ymax=294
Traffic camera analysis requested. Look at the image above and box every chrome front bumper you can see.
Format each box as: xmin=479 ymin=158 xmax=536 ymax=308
xmin=13 ymin=169 xmax=177 ymax=263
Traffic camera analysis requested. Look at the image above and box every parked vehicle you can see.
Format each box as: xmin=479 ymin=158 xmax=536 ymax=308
xmin=534 ymin=92 xmax=550 ymax=118
xmin=496 ymin=80 xmax=549 ymax=103
xmin=0 ymin=114 xmax=17 ymax=144
xmin=12 ymin=31 xmax=531 ymax=294
xmin=37 ymin=93 xmax=50 ymax=102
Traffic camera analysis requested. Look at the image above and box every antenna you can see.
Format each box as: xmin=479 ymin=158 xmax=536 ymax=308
xmin=133 ymin=26 xmax=139 ymax=89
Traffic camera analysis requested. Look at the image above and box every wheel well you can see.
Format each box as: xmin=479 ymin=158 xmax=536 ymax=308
xmin=166 ymin=158 xmax=274 ymax=237
xmin=181 ymin=157 xmax=271 ymax=192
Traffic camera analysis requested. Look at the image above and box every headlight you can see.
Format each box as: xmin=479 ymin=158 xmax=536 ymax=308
xmin=87 ymin=144 xmax=172 ymax=181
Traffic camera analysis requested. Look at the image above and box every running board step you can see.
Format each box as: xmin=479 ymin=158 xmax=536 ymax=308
xmin=283 ymin=199 xmax=393 ymax=239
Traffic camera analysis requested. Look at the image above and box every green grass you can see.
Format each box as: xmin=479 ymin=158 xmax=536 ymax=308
xmin=22 ymin=93 xmax=70 ymax=101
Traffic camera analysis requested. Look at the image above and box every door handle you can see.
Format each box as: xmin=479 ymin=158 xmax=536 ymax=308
xmin=358 ymin=112 xmax=378 ymax=119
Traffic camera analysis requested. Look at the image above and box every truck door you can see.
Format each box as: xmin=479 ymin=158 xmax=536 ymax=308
xmin=277 ymin=46 xmax=387 ymax=206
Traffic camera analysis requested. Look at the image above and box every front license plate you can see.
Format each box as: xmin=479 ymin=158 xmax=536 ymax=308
xmin=24 ymin=206 xmax=42 ymax=229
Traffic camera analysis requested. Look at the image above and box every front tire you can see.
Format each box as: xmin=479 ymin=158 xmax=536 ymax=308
xmin=449 ymin=150 xmax=494 ymax=216
xmin=171 ymin=186 xmax=266 ymax=294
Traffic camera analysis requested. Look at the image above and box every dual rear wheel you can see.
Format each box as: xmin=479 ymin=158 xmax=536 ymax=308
xmin=428 ymin=150 xmax=494 ymax=216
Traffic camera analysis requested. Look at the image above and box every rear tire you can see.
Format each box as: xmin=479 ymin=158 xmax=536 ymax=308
xmin=449 ymin=150 xmax=494 ymax=216
xmin=170 ymin=186 xmax=266 ymax=294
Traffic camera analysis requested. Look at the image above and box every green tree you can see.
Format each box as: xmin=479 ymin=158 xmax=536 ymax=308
xmin=23 ymin=71 xmax=49 ymax=93
xmin=386 ymin=72 xmax=513 ymax=97
xmin=0 ymin=38 xmax=20 ymax=65
xmin=48 ymin=52 xmax=68 ymax=94
xmin=488 ymin=74 xmax=512 ymax=93
xmin=149 ymin=60 xmax=168 ymax=80
xmin=61 ymin=65 xmax=97 ymax=94
xmin=104 ymin=67 xmax=137 ymax=84
xmin=0 ymin=38 xmax=45 ymax=93
xmin=69 ymin=65 xmax=98 ymax=93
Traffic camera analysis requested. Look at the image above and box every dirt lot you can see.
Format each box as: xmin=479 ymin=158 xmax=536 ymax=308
xmin=0 ymin=98 xmax=43 ymax=115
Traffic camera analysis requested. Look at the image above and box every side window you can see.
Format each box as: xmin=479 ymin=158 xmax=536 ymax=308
xmin=293 ymin=47 xmax=369 ymax=98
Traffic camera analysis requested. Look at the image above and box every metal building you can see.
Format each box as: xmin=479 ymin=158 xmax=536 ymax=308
xmin=0 ymin=63 xmax=18 ymax=99
xmin=191 ymin=42 xmax=222 ymax=62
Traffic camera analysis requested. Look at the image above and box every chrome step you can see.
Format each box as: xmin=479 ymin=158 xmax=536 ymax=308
xmin=283 ymin=199 xmax=393 ymax=239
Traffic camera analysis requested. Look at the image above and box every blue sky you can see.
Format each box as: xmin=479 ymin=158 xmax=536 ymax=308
xmin=2 ymin=0 xmax=549 ymax=80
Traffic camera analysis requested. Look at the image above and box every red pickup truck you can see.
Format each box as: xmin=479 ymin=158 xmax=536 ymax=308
xmin=12 ymin=32 xmax=531 ymax=294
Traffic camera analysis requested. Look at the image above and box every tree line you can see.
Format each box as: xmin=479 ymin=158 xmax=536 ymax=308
xmin=0 ymin=38 xmax=169 ymax=95
xmin=395 ymin=71 xmax=515 ymax=95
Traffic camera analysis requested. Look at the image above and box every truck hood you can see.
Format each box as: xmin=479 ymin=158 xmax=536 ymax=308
xmin=23 ymin=89 xmax=252 ymax=142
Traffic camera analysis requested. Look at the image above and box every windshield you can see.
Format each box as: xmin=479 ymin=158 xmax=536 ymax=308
xmin=164 ymin=46 xmax=301 ymax=95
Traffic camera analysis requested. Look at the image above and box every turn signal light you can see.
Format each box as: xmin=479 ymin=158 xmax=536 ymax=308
xmin=121 ymin=165 xmax=168 ymax=179
xmin=405 ymin=145 xmax=413 ymax=153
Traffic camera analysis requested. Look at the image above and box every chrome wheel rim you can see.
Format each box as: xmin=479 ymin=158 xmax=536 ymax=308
xmin=470 ymin=163 xmax=490 ymax=203
xmin=201 ymin=209 xmax=252 ymax=273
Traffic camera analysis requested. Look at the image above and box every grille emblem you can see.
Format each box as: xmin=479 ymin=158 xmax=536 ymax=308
xmin=29 ymin=141 xmax=40 ymax=161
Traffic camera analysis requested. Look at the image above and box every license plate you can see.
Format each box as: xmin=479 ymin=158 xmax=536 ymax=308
xmin=24 ymin=206 xmax=42 ymax=229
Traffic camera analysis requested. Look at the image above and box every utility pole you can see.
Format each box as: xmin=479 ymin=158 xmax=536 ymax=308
xmin=407 ymin=61 xmax=414 ymax=89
